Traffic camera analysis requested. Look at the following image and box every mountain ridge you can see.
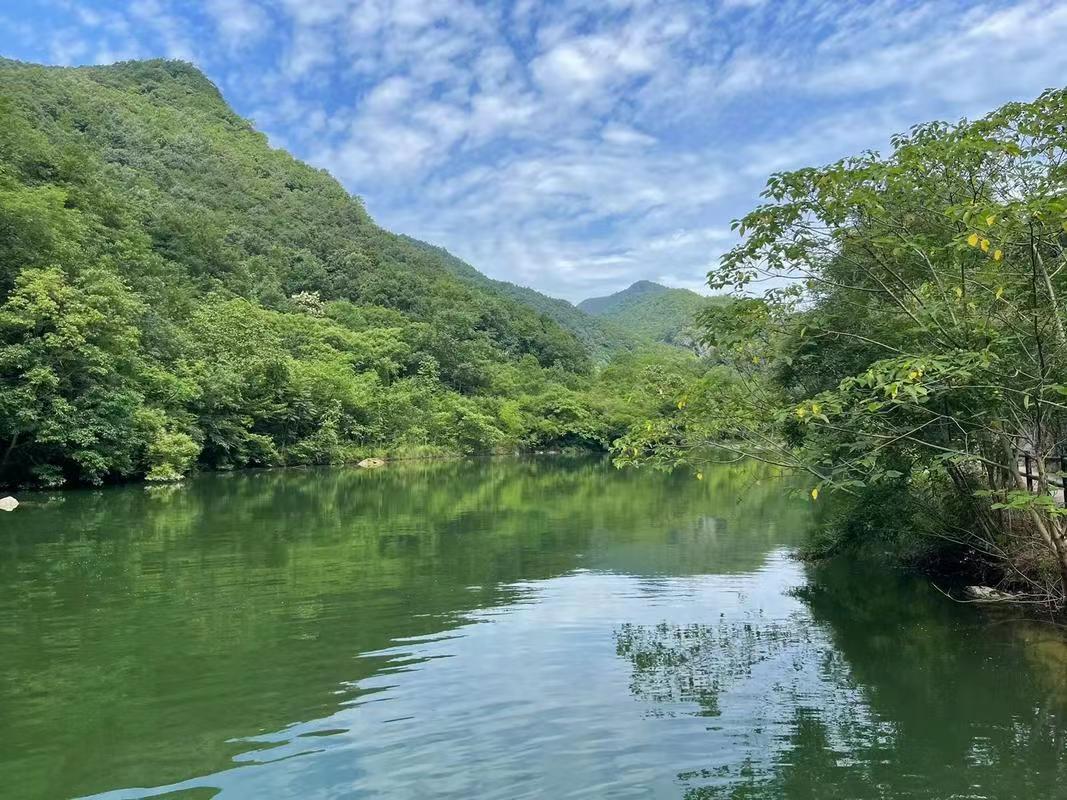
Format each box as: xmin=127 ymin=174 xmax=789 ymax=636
xmin=579 ymin=281 xmax=724 ymax=348
xmin=398 ymin=236 xmax=639 ymax=361
xmin=579 ymin=280 xmax=681 ymax=315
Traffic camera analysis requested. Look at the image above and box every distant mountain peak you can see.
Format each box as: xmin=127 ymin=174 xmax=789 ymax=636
xmin=578 ymin=280 xmax=693 ymax=315
xmin=626 ymin=279 xmax=669 ymax=293
xmin=577 ymin=280 xmax=723 ymax=351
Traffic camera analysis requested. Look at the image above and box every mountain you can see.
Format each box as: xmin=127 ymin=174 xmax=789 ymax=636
xmin=579 ymin=281 xmax=724 ymax=348
xmin=0 ymin=57 xmax=654 ymax=487
xmin=0 ymin=58 xmax=594 ymax=365
xmin=579 ymin=280 xmax=672 ymax=316
xmin=399 ymin=236 xmax=639 ymax=361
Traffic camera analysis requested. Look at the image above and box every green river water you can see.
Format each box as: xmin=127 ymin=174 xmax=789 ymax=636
xmin=2 ymin=457 xmax=1066 ymax=799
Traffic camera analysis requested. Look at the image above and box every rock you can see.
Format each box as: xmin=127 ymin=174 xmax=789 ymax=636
xmin=357 ymin=458 xmax=386 ymax=469
xmin=0 ymin=496 xmax=18 ymax=512
xmin=963 ymin=585 xmax=1016 ymax=602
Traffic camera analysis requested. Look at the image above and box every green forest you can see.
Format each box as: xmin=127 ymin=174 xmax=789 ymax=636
xmin=0 ymin=58 xmax=708 ymax=488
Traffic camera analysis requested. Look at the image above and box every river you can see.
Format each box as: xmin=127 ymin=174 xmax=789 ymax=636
xmin=2 ymin=457 xmax=1066 ymax=799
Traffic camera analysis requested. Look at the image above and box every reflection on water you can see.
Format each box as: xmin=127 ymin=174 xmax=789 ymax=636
xmin=0 ymin=457 xmax=1065 ymax=799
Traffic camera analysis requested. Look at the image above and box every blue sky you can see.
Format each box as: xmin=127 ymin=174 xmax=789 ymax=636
xmin=3 ymin=1 xmax=1067 ymax=301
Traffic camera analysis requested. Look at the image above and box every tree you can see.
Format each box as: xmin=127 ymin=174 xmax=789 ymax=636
xmin=621 ymin=89 xmax=1067 ymax=605
xmin=0 ymin=267 xmax=147 ymax=485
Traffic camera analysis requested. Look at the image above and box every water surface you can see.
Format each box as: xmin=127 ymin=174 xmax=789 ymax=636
xmin=2 ymin=457 xmax=1066 ymax=799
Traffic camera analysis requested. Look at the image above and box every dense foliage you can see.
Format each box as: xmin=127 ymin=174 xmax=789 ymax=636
xmin=0 ymin=58 xmax=706 ymax=488
xmin=579 ymin=280 xmax=725 ymax=350
xmin=403 ymin=236 xmax=641 ymax=362
xmin=619 ymin=89 xmax=1067 ymax=605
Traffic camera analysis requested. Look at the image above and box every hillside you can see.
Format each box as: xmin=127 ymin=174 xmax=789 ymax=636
xmin=579 ymin=281 xmax=725 ymax=348
xmin=399 ymin=236 xmax=639 ymax=361
xmin=0 ymin=58 xmax=681 ymax=487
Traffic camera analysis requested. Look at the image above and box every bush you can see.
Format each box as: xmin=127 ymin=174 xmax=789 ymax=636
xmin=145 ymin=431 xmax=201 ymax=482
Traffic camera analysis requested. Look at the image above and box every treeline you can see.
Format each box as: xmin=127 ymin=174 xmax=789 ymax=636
xmin=620 ymin=88 xmax=1067 ymax=606
xmin=0 ymin=58 xmax=707 ymax=488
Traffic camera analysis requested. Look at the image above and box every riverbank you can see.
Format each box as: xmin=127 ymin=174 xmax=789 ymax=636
xmin=0 ymin=445 xmax=607 ymax=498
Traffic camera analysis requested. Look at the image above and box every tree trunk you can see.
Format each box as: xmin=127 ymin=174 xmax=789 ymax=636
xmin=1001 ymin=436 xmax=1067 ymax=602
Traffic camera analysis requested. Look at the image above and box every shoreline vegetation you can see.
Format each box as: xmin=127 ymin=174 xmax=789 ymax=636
xmin=0 ymin=58 xmax=713 ymax=491
xmin=618 ymin=87 xmax=1067 ymax=611
xmin=6 ymin=55 xmax=1067 ymax=613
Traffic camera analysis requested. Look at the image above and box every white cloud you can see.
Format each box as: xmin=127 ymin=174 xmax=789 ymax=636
xmin=276 ymin=0 xmax=350 ymax=27
xmin=601 ymin=123 xmax=656 ymax=148
xmin=204 ymin=0 xmax=271 ymax=48
xmin=282 ymin=25 xmax=334 ymax=78
xmin=47 ymin=29 xmax=90 ymax=65
xmin=801 ymin=0 xmax=1067 ymax=106
xmin=128 ymin=0 xmax=198 ymax=62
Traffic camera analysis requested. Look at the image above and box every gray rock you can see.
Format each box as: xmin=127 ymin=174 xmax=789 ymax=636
xmin=963 ymin=585 xmax=1016 ymax=602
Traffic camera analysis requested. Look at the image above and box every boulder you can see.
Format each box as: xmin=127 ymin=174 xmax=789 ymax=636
xmin=963 ymin=585 xmax=1016 ymax=602
xmin=357 ymin=458 xmax=386 ymax=469
xmin=0 ymin=496 xmax=18 ymax=512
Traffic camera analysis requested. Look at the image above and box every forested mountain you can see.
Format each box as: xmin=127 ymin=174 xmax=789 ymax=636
xmin=579 ymin=280 xmax=671 ymax=316
xmin=579 ymin=281 xmax=724 ymax=348
xmin=0 ymin=57 xmax=705 ymax=488
xmin=399 ymin=236 xmax=640 ymax=361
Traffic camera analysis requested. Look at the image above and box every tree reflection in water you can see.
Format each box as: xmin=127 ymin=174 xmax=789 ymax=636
xmin=615 ymin=559 xmax=1067 ymax=799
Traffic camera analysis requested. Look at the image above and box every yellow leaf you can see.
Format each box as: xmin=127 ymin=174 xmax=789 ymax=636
xmin=995 ymin=286 xmax=1004 ymax=299
xmin=811 ymin=487 xmax=819 ymax=501
xmin=967 ymin=233 xmax=979 ymax=247
xmin=954 ymin=286 xmax=963 ymax=299
xmin=908 ymin=370 xmax=919 ymax=380
xmin=811 ymin=402 xmax=821 ymax=414
xmin=981 ymin=238 xmax=990 ymax=252
xmin=993 ymin=249 xmax=1003 ymax=261
xmin=986 ymin=214 xmax=997 ymax=226
xmin=796 ymin=407 xmax=807 ymax=418
xmin=696 ymin=472 xmax=704 ymax=481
